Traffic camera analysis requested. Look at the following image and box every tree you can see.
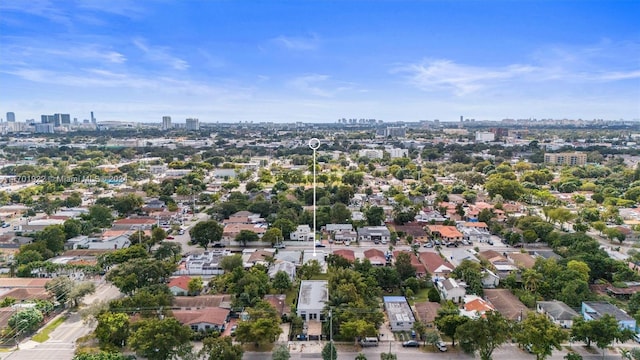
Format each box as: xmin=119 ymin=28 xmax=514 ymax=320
xmin=514 ymin=312 xmax=568 ymax=360
xmin=220 ymin=254 xmax=244 ymax=273
xmin=321 ymin=342 xmax=337 ymax=360
xmin=355 ymin=354 xmax=367 ymax=360
xmin=38 ymin=225 xmax=66 ymax=255
xmin=112 ymin=194 xmax=143 ymax=216
xmin=234 ymin=301 xmax=283 ymax=348
xmin=581 ymin=314 xmax=635 ymax=358
xmin=298 ymin=259 xmax=322 ymax=280
xmin=45 ymin=276 xmax=73 ymax=304
xmin=395 ymin=252 xmax=416 ymax=281
xmin=428 ymin=287 xmax=441 ymax=302
xmin=262 ymin=227 xmax=283 ymax=246
xmin=412 ymin=321 xmax=427 ymax=344
xmin=151 ymin=227 xmax=167 ymax=244
xmin=272 ymin=345 xmax=291 ymax=360
xmin=106 ymin=258 xmax=175 ymax=295
xmin=199 ymin=336 xmax=243 ymax=360
xmin=69 ymin=281 xmax=96 ymax=307
xmin=8 ymin=308 xmax=43 ymax=334
xmin=423 ymin=331 xmax=440 ymax=349
xmin=187 ymin=277 xmax=203 ymax=296
xmin=380 ymin=354 xmax=397 ymax=360
xmin=339 ymin=319 xmax=377 ymax=341
xmin=73 ymin=352 xmax=133 ymax=360
xmin=272 ymin=271 xmax=292 ymax=293
xmin=189 ymin=220 xmax=224 ymax=249
xmin=456 ymin=311 xmax=512 ymax=360
xmin=435 ymin=305 xmax=468 ymax=347
xmin=235 ymin=229 xmax=259 ymax=247
xmin=365 ymin=206 xmax=384 ymax=226
xmin=88 ymin=205 xmax=114 ymax=228
xmin=154 ymin=241 xmax=182 ymax=261
xmin=95 ymin=312 xmax=130 ymax=349
xmin=128 ymin=318 xmax=192 ymax=360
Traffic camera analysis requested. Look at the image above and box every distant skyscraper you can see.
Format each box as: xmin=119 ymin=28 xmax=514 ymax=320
xmin=91 ymin=111 xmax=96 ymax=123
xmin=41 ymin=114 xmax=55 ymax=124
xmin=57 ymin=113 xmax=71 ymax=125
xmin=185 ymin=118 xmax=200 ymax=131
xmin=162 ymin=116 xmax=172 ymax=130
xmin=6 ymin=112 xmax=15 ymax=122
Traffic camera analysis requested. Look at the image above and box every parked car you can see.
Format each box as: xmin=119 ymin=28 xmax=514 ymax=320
xmin=436 ymin=341 xmax=447 ymax=352
xmin=402 ymin=340 xmax=419 ymax=347
xmin=273 ymin=243 xmax=286 ymax=249
xmin=178 ymin=229 xmax=185 ymax=235
xmin=423 ymin=242 xmax=433 ymax=248
xmin=230 ymin=325 xmax=237 ymax=336
xmin=212 ymin=243 xmax=225 ymax=248
xmin=315 ymin=241 xmax=326 ymax=248
xmin=166 ymin=236 xmax=175 ymax=240
xmin=1 ymin=223 xmax=10 ymax=228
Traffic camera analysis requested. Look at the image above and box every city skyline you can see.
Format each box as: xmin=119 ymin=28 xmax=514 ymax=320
xmin=0 ymin=0 xmax=639 ymax=123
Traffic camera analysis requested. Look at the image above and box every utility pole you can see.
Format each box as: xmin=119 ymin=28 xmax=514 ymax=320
xmin=309 ymin=138 xmax=320 ymax=257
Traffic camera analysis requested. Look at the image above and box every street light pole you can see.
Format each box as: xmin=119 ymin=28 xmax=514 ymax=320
xmin=309 ymin=138 xmax=320 ymax=257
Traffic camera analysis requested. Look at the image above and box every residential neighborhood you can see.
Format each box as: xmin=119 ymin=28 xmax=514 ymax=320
xmin=0 ymin=119 xmax=639 ymax=360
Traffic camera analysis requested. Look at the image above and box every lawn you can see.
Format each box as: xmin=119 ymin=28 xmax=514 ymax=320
xmin=33 ymin=316 xmax=67 ymax=343
xmin=407 ymin=288 xmax=430 ymax=305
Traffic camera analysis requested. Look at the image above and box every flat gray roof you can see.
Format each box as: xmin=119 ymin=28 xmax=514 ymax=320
xmin=297 ymin=280 xmax=328 ymax=311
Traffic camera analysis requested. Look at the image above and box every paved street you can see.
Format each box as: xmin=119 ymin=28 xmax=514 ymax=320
xmin=0 ymin=282 xmax=122 ymax=360
xmin=244 ymin=341 xmax=634 ymax=360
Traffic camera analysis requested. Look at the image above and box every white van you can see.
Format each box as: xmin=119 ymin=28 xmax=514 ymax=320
xmin=360 ymin=337 xmax=379 ymax=347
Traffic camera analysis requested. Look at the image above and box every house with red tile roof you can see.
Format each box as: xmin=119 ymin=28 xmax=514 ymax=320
xmin=426 ymin=225 xmax=463 ymax=243
xmin=168 ymin=276 xmax=192 ymax=296
xmin=333 ymin=249 xmax=355 ymax=263
xmin=363 ymin=248 xmax=387 ymax=266
xmin=418 ymin=251 xmax=455 ymax=278
xmin=461 ymin=295 xmax=495 ymax=318
xmin=172 ymin=307 xmax=230 ymax=332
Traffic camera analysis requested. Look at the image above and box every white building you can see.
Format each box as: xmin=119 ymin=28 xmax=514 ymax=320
xmin=438 ymin=278 xmax=466 ymax=303
xmin=162 ymin=116 xmax=172 ymax=130
xmin=475 ymin=131 xmax=495 ymax=143
xmin=185 ymin=118 xmax=200 ymax=131
xmin=383 ymin=296 xmax=415 ymax=332
xmin=290 ymin=225 xmax=314 ymax=241
xmin=358 ymin=149 xmax=384 ymax=159
xmin=297 ymin=280 xmax=328 ymax=322
xmin=386 ymin=148 xmax=408 ymax=159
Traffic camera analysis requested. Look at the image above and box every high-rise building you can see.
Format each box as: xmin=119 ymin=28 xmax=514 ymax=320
xmin=185 ymin=118 xmax=200 ymax=131
xmin=162 ymin=116 xmax=172 ymax=130
xmin=55 ymin=113 xmax=71 ymax=125
xmin=91 ymin=111 xmax=96 ymax=123
xmin=41 ymin=114 xmax=55 ymax=124
xmin=6 ymin=112 xmax=15 ymax=122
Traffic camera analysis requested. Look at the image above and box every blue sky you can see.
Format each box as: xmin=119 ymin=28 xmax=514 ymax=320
xmin=1 ymin=0 xmax=639 ymax=123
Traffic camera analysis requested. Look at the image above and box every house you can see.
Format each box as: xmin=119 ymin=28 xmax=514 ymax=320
xmin=364 ymin=248 xmax=387 ymax=266
xmin=437 ymin=278 xmax=466 ymax=303
xmin=508 ymin=253 xmax=537 ymax=269
xmin=323 ymin=224 xmax=353 ymax=233
xmin=172 ymin=307 xmax=230 ymax=333
xmin=333 ymin=249 xmax=355 ymax=263
xmin=357 ymin=226 xmax=391 ymax=243
xmin=177 ymin=250 xmax=230 ymax=275
xmin=224 ymin=211 xmax=265 ymax=225
xmin=268 ymin=260 xmax=297 ymax=281
xmin=458 ymin=223 xmax=491 ymax=243
xmin=112 ymin=218 xmax=157 ymax=230
xmin=333 ymin=230 xmax=357 ymax=244
xmin=222 ymin=223 xmax=266 ymax=243
xmin=173 ymin=295 xmax=231 ymax=309
xmin=414 ymin=302 xmax=441 ymax=328
xmin=274 ymin=251 xmax=302 ymax=266
xmin=393 ymin=222 xmax=429 ymax=243
xmin=302 ymin=251 xmax=326 ymax=272
xmin=427 ymin=225 xmax=463 ymax=243
xmin=537 ymin=301 xmax=579 ymax=328
xmin=297 ymin=280 xmax=328 ymax=322
xmin=481 ymin=270 xmax=500 ymax=289
xmin=582 ymin=301 xmax=637 ymax=332
xmin=168 ymin=276 xmax=192 ymax=296
xmin=419 ymin=251 xmax=455 ymax=279
xmin=383 ymin=296 xmax=415 ymax=332
xmin=449 ymin=249 xmax=480 ymax=267
xmin=461 ymin=295 xmax=495 ymax=318
xmin=484 ymin=289 xmax=529 ymax=321
xmin=263 ymin=294 xmax=290 ymax=317
xmin=290 ymin=225 xmax=314 ymax=241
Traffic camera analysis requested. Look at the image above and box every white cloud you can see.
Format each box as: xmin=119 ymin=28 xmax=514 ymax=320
xmin=393 ymin=59 xmax=537 ymax=96
xmin=132 ymin=38 xmax=189 ymax=71
xmin=271 ymin=34 xmax=319 ymax=51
